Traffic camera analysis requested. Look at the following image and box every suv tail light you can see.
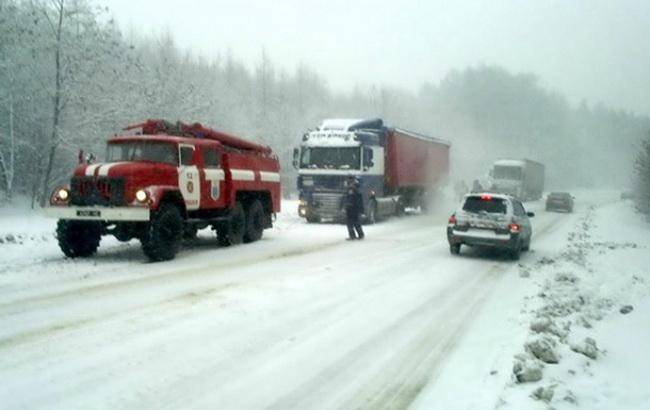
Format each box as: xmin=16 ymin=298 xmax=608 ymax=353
xmin=448 ymin=215 xmax=457 ymax=225
xmin=509 ymin=223 xmax=521 ymax=233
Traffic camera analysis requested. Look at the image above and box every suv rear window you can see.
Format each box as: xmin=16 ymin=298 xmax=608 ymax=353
xmin=462 ymin=196 xmax=507 ymax=214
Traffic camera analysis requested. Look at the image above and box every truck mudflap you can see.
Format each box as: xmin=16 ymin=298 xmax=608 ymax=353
xmin=44 ymin=206 xmax=150 ymax=221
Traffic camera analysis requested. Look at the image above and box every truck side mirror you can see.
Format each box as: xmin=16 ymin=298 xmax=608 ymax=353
xmin=292 ymin=148 xmax=299 ymax=169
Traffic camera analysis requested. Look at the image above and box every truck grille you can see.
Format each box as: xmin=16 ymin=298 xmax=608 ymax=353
xmin=70 ymin=177 xmax=125 ymax=206
xmin=313 ymin=193 xmax=343 ymax=218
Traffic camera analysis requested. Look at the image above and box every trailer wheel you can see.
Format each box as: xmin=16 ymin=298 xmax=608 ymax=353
xmin=244 ymin=199 xmax=264 ymax=243
xmin=56 ymin=220 xmax=101 ymax=258
xmin=395 ymin=200 xmax=405 ymax=217
xmin=306 ymin=215 xmax=320 ymax=223
xmin=141 ymin=203 xmax=183 ymax=261
xmin=218 ymin=201 xmax=246 ymax=246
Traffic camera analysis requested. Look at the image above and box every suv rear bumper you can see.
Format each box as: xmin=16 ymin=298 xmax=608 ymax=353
xmin=44 ymin=206 xmax=150 ymax=221
xmin=447 ymin=226 xmax=520 ymax=249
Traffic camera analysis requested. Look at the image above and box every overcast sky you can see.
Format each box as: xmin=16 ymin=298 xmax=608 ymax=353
xmin=98 ymin=0 xmax=650 ymax=116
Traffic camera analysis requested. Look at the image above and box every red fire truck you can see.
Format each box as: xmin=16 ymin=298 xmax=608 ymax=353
xmin=46 ymin=120 xmax=281 ymax=261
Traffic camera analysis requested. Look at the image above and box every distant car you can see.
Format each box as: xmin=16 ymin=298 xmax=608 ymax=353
xmin=545 ymin=192 xmax=574 ymax=212
xmin=447 ymin=193 xmax=534 ymax=260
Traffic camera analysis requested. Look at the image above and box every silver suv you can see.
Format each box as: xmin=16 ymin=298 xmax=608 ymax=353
xmin=447 ymin=193 xmax=534 ymax=260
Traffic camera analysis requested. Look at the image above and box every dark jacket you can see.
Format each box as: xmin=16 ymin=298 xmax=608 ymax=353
xmin=343 ymin=188 xmax=364 ymax=217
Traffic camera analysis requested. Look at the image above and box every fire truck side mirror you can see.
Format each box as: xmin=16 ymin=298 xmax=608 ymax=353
xmin=292 ymin=148 xmax=299 ymax=169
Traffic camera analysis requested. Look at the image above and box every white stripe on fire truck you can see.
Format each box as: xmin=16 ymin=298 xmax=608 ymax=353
xmin=259 ymin=171 xmax=281 ymax=182
xmin=230 ymin=169 xmax=256 ymax=181
xmin=97 ymin=162 xmax=126 ymax=176
xmin=84 ymin=164 xmax=101 ymax=176
xmin=204 ymin=169 xmax=225 ymax=181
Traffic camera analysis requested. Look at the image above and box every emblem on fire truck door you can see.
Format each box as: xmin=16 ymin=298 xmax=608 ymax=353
xmin=211 ymin=181 xmax=220 ymax=200
xmin=187 ymin=181 xmax=194 ymax=193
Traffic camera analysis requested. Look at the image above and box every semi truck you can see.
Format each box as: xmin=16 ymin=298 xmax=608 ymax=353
xmin=489 ymin=158 xmax=545 ymax=201
xmin=293 ymin=118 xmax=450 ymax=223
xmin=45 ymin=119 xmax=281 ymax=261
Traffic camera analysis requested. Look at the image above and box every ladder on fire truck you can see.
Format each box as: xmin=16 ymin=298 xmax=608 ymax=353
xmin=124 ymin=119 xmax=273 ymax=156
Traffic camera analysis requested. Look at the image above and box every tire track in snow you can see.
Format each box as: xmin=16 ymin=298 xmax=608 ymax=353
xmin=266 ymin=265 xmax=502 ymax=410
xmin=0 ymin=216 xmax=436 ymax=311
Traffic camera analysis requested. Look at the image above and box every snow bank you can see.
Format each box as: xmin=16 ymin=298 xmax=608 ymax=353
xmin=500 ymin=200 xmax=650 ymax=409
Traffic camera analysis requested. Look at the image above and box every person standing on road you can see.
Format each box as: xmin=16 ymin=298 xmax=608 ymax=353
xmin=343 ymin=178 xmax=365 ymax=240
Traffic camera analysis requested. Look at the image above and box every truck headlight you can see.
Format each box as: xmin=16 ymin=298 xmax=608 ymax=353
xmin=135 ymin=189 xmax=148 ymax=203
xmin=57 ymin=188 xmax=69 ymax=201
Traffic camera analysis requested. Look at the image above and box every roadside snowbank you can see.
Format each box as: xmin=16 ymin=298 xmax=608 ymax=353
xmin=500 ymin=200 xmax=650 ymax=409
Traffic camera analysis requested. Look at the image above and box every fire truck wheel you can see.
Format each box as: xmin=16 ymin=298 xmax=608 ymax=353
xmin=244 ymin=200 xmax=265 ymax=243
xmin=218 ymin=201 xmax=245 ymax=246
xmin=183 ymin=225 xmax=198 ymax=240
xmin=141 ymin=203 xmax=183 ymax=261
xmin=56 ymin=220 xmax=101 ymax=258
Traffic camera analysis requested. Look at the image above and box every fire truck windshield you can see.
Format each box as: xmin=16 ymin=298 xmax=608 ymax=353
xmin=107 ymin=141 xmax=177 ymax=165
xmin=300 ymin=147 xmax=360 ymax=170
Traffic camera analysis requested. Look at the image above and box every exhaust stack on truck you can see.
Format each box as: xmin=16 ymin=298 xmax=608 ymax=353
xmin=293 ymin=118 xmax=450 ymax=223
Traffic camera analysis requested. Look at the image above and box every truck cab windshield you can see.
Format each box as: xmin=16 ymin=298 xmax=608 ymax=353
xmin=300 ymin=147 xmax=360 ymax=170
xmin=107 ymin=141 xmax=177 ymax=165
xmin=494 ymin=166 xmax=522 ymax=180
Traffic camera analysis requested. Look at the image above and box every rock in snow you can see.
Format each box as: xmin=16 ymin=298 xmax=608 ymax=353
xmin=513 ymin=355 xmax=544 ymax=383
xmin=525 ymin=336 xmax=560 ymax=364
xmin=619 ymin=304 xmax=634 ymax=314
xmin=531 ymin=385 xmax=555 ymax=403
xmin=570 ymin=337 xmax=598 ymax=360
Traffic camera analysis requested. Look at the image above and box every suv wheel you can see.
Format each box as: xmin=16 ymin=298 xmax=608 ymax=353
xmin=56 ymin=220 xmax=101 ymax=257
xmin=450 ymin=243 xmax=461 ymax=255
xmin=509 ymin=242 xmax=522 ymax=260
xmin=141 ymin=203 xmax=183 ymax=261
xmin=244 ymin=199 xmax=265 ymax=243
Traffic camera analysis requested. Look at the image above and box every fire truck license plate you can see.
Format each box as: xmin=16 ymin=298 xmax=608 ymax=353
xmin=77 ymin=210 xmax=100 ymax=217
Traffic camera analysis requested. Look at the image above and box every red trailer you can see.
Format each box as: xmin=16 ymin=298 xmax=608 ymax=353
xmin=386 ymin=128 xmax=450 ymax=192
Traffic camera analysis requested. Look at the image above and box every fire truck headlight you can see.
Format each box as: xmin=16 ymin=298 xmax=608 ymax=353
xmin=56 ymin=188 xmax=69 ymax=201
xmin=135 ymin=189 xmax=148 ymax=203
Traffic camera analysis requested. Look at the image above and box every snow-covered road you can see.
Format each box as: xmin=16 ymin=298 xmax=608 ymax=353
xmin=0 ymin=193 xmax=646 ymax=409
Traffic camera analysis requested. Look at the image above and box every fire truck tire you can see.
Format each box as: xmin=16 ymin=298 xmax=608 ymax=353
xmin=218 ymin=201 xmax=246 ymax=246
xmin=56 ymin=220 xmax=101 ymax=258
xmin=244 ymin=199 xmax=265 ymax=243
xmin=141 ymin=203 xmax=183 ymax=261
xmin=183 ymin=225 xmax=198 ymax=240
